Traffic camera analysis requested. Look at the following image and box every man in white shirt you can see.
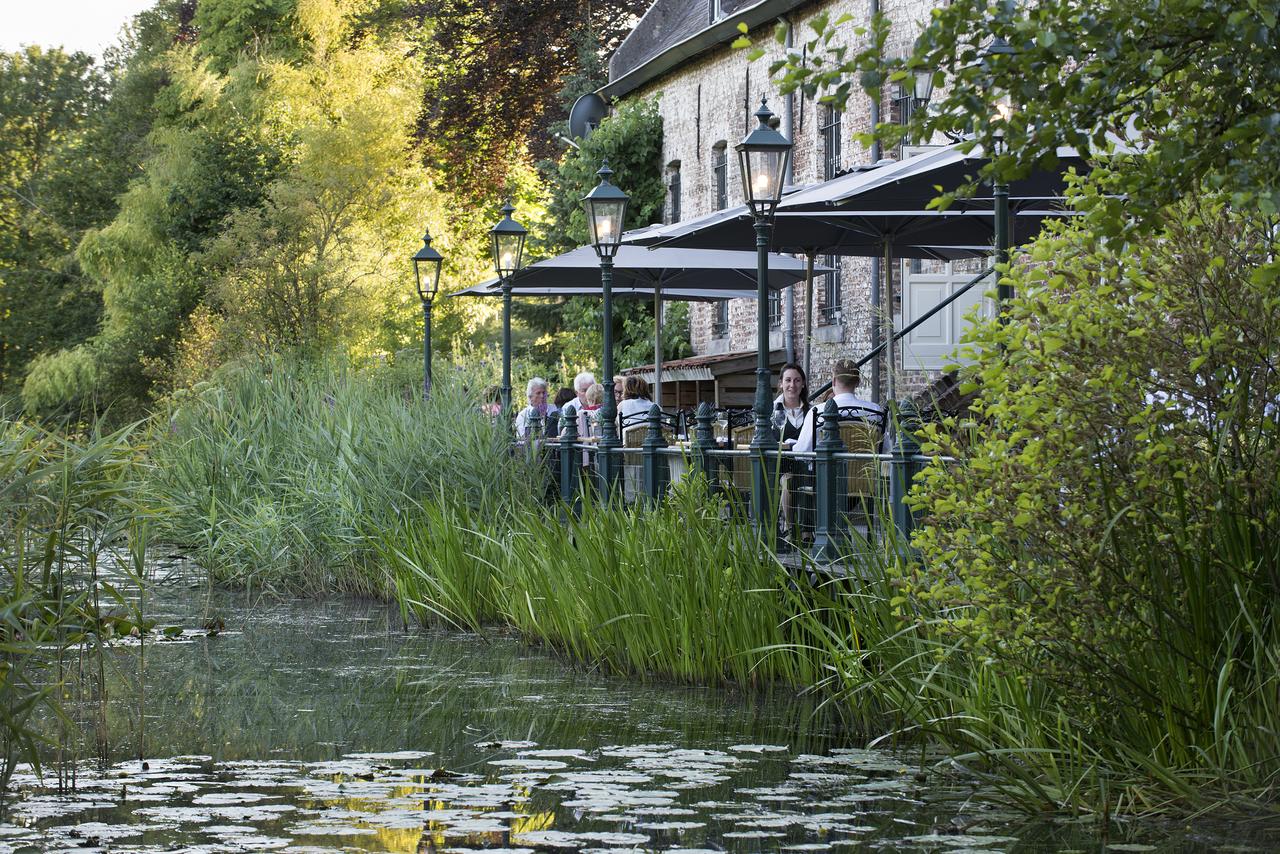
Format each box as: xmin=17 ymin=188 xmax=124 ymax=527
xmin=514 ymin=378 xmax=551 ymax=439
xmin=558 ymin=371 xmax=596 ymax=425
xmin=791 ymin=360 xmax=885 ymax=455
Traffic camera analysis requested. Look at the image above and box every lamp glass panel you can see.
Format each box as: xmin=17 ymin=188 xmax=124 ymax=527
xmin=492 ymin=232 xmax=525 ymax=276
xmin=587 ymin=198 xmax=626 ymax=250
xmin=419 ymin=257 xmax=445 ymax=300
xmin=913 ymin=69 xmax=935 ymax=102
xmin=740 ymin=148 xmax=787 ymax=212
xmin=993 ymin=89 xmax=1017 ymax=123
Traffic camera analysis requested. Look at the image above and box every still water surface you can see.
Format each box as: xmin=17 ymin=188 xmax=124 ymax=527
xmin=1 ymin=568 xmax=1264 ymax=852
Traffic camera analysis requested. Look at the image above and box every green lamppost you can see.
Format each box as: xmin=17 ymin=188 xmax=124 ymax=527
xmin=490 ymin=201 xmax=527 ymax=414
xmin=980 ymin=34 xmax=1018 ymax=313
xmin=411 ymin=228 xmax=443 ymax=401
xmin=736 ymin=97 xmax=792 ymax=537
xmin=582 ymin=162 xmax=629 ymax=497
xmin=992 ymin=89 xmax=1017 ymax=311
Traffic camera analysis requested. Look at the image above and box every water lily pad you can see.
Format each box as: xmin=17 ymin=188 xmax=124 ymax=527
xmin=57 ymin=822 xmax=146 ymax=842
xmin=133 ymin=806 xmax=215 ymax=823
xmin=209 ymin=833 xmax=292 ymax=849
xmin=346 ymin=750 xmax=435 ymax=761
xmin=724 ymin=830 xmax=786 ymax=839
xmin=488 ymin=758 xmax=568 ymax=770
xmin=289 ymin=823 xmax=378 ymax=836
xmin=441 ymin=817 xmax=512 ymax=834
xmin=729 ymin=744 xmax=789 ymax=753
xmin=192 ymin=792 xmax=274 ymax=805
xmin=628 ymin=806 xmax=698 ymax=816
xmin=634 ymin=820 xmax=705 ymax=831
xmin=518 ymin=749 xmax=591 ymax=760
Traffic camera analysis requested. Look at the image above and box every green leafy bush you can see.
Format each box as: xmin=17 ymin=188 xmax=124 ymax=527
xmin=906 ymin=187 xmax=1280 ymax=807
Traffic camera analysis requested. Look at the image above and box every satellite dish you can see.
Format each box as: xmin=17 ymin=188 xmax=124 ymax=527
xmin=569 ymin=93 xmax=608 ymax=140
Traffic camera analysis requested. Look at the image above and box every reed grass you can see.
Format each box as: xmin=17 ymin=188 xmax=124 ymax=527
xmin=138 ymin=355 xmax=1280 ymax=817
xmin=0 ymin=415 xmax=156 ymax=798
xmin=144 ymin=354 xmax=541 ymax=594
xmin=381 ymin=477 xmax=830 ymax=688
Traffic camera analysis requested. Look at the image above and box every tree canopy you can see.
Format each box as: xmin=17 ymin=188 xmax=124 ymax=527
xmin=0 ymin=47 xmax=113 ymax=394
xmin=5 ymin=0 xmax=657 ymax=416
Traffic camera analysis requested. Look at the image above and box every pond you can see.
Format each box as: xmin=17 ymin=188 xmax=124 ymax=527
xmin=0 ymin=564 xmax=1265 ymax=852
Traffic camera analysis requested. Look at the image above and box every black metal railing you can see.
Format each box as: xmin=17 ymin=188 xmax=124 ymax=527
xmin=528 ymin=398 xmax=941 ymax=563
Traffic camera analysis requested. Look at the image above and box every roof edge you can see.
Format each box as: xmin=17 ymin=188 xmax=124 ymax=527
xmin=602 ymin=0 xmax=810 ymax=101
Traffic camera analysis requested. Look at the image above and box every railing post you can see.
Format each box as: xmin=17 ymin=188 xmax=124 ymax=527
xmin=810 ymin=400 xmax=844 ymax=562
xmin=642 ymin=404 xmax=669 ymax=504
xmin=889 ymin=399 xmax=923 ymax=542
xmin=750 ymin=436 xmax=778 ymax=551
xmin=558 ymin=410 xmax=580 ymax=514
xmin=692 ymin=402 xmax=716 ymax=490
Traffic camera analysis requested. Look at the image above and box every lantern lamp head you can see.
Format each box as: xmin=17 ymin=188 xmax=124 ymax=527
xmin=490 ymin=201 xmax=527 ymax=278
xmin=582 ymin=161 xmax=630 ymax=259
xmin=735 ymin=97 xmax=792 ymax=218
xmin=912 ymin=67 xmax=936 ymax=104
xmin=412 ymin=229 xmax=444 ymax=301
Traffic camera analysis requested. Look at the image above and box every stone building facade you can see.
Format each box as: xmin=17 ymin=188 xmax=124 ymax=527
xmin=604 ymin=0 xmax=991 ymax=402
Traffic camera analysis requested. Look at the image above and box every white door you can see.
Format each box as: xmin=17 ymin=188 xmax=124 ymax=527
xmin=900 ymin=258 xmax=994 ymax=372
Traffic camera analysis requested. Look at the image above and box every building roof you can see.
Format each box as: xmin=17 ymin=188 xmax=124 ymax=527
xmin=604 ymin=0 xmax=811 ymax=101
xmin=624 ymin=348 xmax=787 ymax=382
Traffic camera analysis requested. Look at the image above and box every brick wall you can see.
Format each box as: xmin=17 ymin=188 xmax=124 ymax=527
xmin=624 ymin=0 xmax=949 ymax=402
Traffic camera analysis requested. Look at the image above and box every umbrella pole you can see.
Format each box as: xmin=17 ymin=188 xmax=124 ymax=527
xmin=803 ymin=252 xmax=814 ymax=378
xmin=654 ymin=289 xmax=663 ymax=406
xmin=884 ymin=239 xmax=896 ymax=406
xmin=870 ymin=254 xmax=881 ymax=405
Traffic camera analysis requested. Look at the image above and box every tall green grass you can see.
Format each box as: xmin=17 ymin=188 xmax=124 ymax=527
xmin=145 ymin=355 xmax=540 ymax=594
xmin=1 ymin=416 xmax=154 ymax=797
xmin=139 ymin=356 xmax=1280 ymax=817
xmin=381 ymin=479 xmax=830 ymax=688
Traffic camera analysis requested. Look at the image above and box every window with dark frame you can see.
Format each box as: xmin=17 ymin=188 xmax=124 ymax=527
xmin=821 ymin=106 xmax=842 ymax=180
xmin=819 ymin=254 xmax=842 ymax=324
xmin=712 ymin=142 xmax=729 ymax=336
xmin=667 ymin=162 xmax=681 ymax=224
xmin=712 ymin=299 xmax=729 ymax=337
xmin=768 ymin=288 xmax=782 ymax=328
xmin=712 ymin=142 xmax=728 ymax=211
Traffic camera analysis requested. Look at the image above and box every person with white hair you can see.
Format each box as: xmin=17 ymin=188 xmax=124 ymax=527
xmin=559 ymin=370 xmax=596 ymax=423
xmin=514 ymin=377 xmax=552 ymax=439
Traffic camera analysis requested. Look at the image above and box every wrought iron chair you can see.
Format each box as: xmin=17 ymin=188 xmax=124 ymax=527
xmin=792 ymin=406 xmax=885 ymax=536
xmin=620 ymin=409 xmax=678 ymax=501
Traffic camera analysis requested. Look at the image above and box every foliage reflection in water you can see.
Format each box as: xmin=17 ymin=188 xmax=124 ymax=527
xmin=0 ymin=572 xmax=1264 ymax=852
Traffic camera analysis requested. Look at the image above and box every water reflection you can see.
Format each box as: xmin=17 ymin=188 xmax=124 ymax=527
xmin=1 ymin=575 xmax=1264 ymax=852
xmin=104 ymin=585 xmax=838 ymax=764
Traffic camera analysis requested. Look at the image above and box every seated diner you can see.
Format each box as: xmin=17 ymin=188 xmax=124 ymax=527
xmin=514 ymin=377 xmax=552 ymax=439
xmin=790 ymin=360 xmax=885 ymax=455
xmin=618 ymin=375 xmax=654 ymax=427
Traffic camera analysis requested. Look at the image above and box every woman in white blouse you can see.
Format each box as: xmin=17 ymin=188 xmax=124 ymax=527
xmin=773 ymin=363 xmax=810 ymax=447
xmin=774 ymin=363 xmax=811 ymax=539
